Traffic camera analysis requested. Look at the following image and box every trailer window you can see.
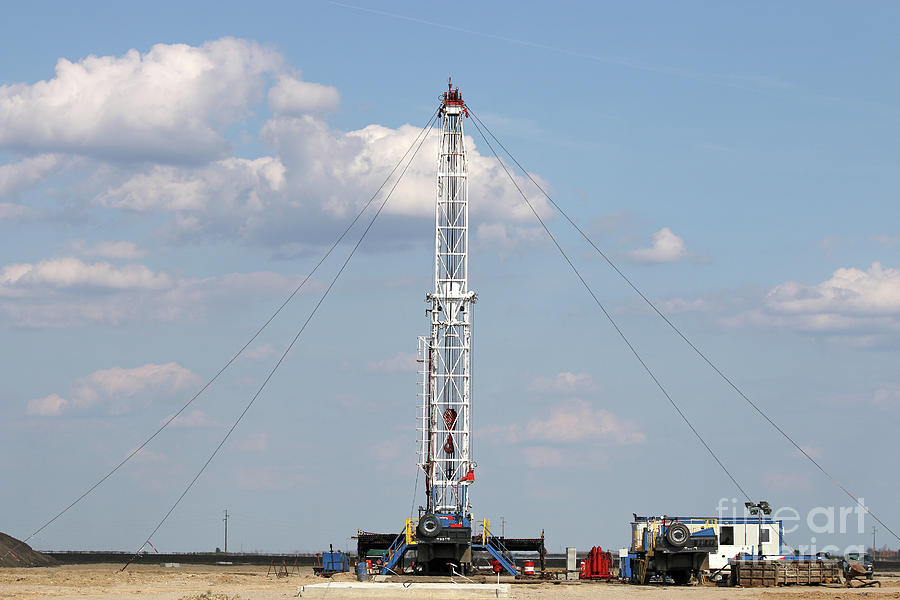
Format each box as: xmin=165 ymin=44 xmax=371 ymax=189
xmin=721 ymin=526 xmax=734 ymax=545
xmin=760 ymin=528 xmax=770 ymax=543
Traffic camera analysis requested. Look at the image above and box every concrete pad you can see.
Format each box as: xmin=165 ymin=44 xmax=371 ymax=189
xmin=298 ymin=582 xmax=510 ymax=598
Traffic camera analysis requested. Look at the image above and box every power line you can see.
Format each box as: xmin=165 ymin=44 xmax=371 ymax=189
xmin=468 ymin=107 xmax=900 ymax=545
xmin=120 ymin=111 xmax=439 ymax=571
xmin=467 ymin=110 xmax=752 ymax=503
xmin=25 ymin=106 xmax=440 ymax=545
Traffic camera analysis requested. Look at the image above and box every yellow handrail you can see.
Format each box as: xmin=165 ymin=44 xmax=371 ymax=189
xmin=405 ymin=518 xmax=417 ymax=545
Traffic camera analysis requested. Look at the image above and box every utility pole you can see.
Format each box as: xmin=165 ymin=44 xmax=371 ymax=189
xmin=873 ymin=525 xmax=876 ymax=562
xmin=223 ymin=510 xmax=229 ymax=553
xmin=501 ymin=516 xmax=505 ymax=539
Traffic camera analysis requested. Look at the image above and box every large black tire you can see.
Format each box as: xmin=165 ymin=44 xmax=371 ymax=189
xmin=417 ymin=514 xmax=441 ymax=538
xmin=666 ymin=523 xmax=690 ymax=548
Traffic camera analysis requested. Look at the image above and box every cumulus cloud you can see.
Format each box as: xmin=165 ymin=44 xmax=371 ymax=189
xmin=26 ymin=393 xmax=68 ymax=416
xmin=873 ymin=385 xmax=900 ymax=406
xmin=268 ymin=74 xmax=340 ymax=115
xmin=72 ymin=240 xmax=147 ymax=260
xmin=85 ymin=116 xmax=550 ymax=251
xmin=629 ymin=227 xmax=689 ymax=263
xmin=0 ymin=153 xmax=64 ymax=197
xmin=235 ymin=431 xmax=269 ymax=453
xmin=0 ymin=255 xmax=313 ymax=328
xmin=764 ymin=471 xmax=812 ymax=491
xmin=364 ymin=351 xmax=417 ymax=374
xmin=263 ymin=116 xmax=550 ymax=222
xmin=0 ymin=202 xmax=35 ymax=222
xmin=0 ymin=38 xmax=335 ymax=163
xmin=96 ymin=156 xmax=285 ymax=214
xmin=485 ymin=398 xmax=645 ymax=446
xmin=529 ymin=371 xmax=595 ymax=393
xmin=527 ymin=399 xmax=645 ymax=445
xmin=0 ymin=257 xmax=170 ymax=290
xmin=766 ymin=263 xmax=900 ymax=318
xmin=474 ymin=223 xmax=544 ymax=256
xmin=521 ymin=446 xmax=566 ymax=468
xmin=170 ymin=409 xmax=216 ymax=428
xmin=725 ymin=263 xmax=900 ymax=343
xmin=0 ymin=38 xmax=554 ymax=258
xmin=241 ymin=343 xmax=280 ymax=362
xmin=234 ymin=465 xmax=306 ymax=491
xmin=28 ymin=362 xmax=201 ymax=416
xmin=661 ymin=262 xmax=900 ymax=345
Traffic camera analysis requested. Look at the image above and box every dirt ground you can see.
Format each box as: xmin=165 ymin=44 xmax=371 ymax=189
xmin=1 ymin=565 xmax=898 ymax=600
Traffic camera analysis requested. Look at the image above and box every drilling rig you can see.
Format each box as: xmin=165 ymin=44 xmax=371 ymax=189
xmin=356 ymin=81 xmax=543 ymax=577
xmin=413 ymin=80 xmax=477 ymax=573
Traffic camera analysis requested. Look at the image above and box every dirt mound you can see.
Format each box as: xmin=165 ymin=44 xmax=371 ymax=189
xmin=0 ymin=532 xmax=57 ymax=567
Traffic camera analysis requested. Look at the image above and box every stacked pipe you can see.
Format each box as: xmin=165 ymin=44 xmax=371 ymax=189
xmin=579 ymin=546 xmax=614 ymax=580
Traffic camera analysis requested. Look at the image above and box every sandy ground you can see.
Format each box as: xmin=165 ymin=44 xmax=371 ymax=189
xmin=1 ymin=565 xmax=899 ymax=600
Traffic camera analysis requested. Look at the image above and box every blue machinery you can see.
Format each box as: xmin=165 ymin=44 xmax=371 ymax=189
xmin=376 ymin=518 xmax=518 ymax=576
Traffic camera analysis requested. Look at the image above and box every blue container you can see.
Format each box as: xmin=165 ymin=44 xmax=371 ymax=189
xmin=322 ymin=551 xmax=349 ymax=573
xmin=356 ymin=561 xmax=368 ymax=581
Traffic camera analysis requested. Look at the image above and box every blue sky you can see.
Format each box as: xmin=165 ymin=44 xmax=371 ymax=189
xmin=1 ymin=1 xmax=898 ymax=556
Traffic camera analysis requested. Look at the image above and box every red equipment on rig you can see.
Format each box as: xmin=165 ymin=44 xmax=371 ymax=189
xmin=579 ymin=546 xmax=614 ymax=580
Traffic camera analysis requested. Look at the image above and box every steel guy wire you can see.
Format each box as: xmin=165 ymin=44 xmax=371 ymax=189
xmin=26 ymin=106 xmax=440 ymax=545
xmin=468 ymin=106 xmax=900 ymax=545
xmin=467 ymin=111 xmax=753 ymax=504
xmin=120 ymin=112 xmax=439 ymax=571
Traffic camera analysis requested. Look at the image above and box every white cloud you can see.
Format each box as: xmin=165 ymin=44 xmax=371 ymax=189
xmin=241 ymin=343 xmax=280 ymax=362
xmin=720 ymin=263 xmax=900 ymax=343
xmin=0 ymin=255 xmax=309 ymax=328
xmin=0 ymin=257 xmax=170 ymax=290
xmin=96 ymin=156 xmax=285 ymax=214
xmin=0 ymin=202 xmax=35 ymax=221
xmin=529 ymin=371 xmax=595 ymax=393
xmin=873 ymin=385 xmax=900 ymax=406
xmin=629 ymin=227 xmax=689 ymax=263
xmin=527 ymin=398 xmax=645 ymax=445
xmin=0 ymin=153 xmax=63 ymax=197
xmin=89 ymin=116 xmax=552 ymax=250
xmin=474 ymin=223 xmax=544 ymax=256
xmin=268 ymin=74 xmax=340 ymax=115
xmin=364 ymin=351 xmax=417 ymax=374
xmin=764 ymin=471 xmax=812 ymax=491
xmin=235 ymin=431 xmax=269 ymax=453
xmin=521 ymin=446 xmax=566 ymax=468
xmin=170 ymin=409 xmax=216 ymax=428
xmin=0 ymin=38 xmax=333 ymax=163
xmin=69 ymin=362 xmax=200 ymax=412
xmin=27 ymin=362 xmax=201 ymax=417
xmin=766 ymin=262 xmax=900 ymax=318
xmin=72 ymin=240 xmax=147 ymax=260
xmin=262 ymin=116 xmax=550 ymax=223
xmin=0 ymin=39 xmax=554 ymax=258
xmin=485 ymin=398 xmax=645 ymax=446
xmin=662 ymin=263 xmax=900 ymax=344
xmin=26 ymin=393 xmax=68 ymax=416
xmin=234 ymin=465 xmax=305 ymax=491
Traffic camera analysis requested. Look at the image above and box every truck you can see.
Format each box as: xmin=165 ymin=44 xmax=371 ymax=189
xmin=624 ymin=515 xmax=783 ymax=584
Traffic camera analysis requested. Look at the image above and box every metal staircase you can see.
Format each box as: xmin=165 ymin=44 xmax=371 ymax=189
xmin=473 ymin=519 xmax=518 ymax=576
xmin=379 ymin=519 xmax=417 ymax=575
